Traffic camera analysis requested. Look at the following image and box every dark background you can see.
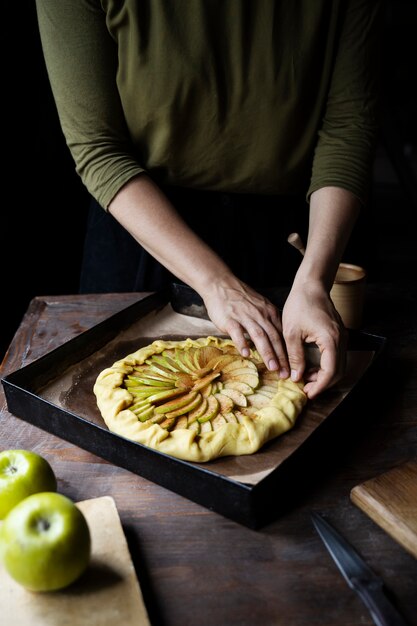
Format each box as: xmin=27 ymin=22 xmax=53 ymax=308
xmin=2 ymin=0 xmax=416 ymax=360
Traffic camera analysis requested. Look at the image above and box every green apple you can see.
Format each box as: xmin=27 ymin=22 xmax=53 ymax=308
xmin=0 ymin=449 xmax=57 ymax=519
xmin=0 ymin=492 xmax=91 ymax=592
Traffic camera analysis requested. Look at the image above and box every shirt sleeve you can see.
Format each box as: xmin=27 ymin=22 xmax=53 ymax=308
xmin=307 ymin=0 xmax=383 ymax=203
xmin=35 ymin=0 xmax=145 ymax=210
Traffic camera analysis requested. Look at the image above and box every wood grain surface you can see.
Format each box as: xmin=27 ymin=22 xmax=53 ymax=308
xmin=1 ymin=292 xmax=417 ymax=626
xmin=351 ymin=460 xmax=417 ymax=559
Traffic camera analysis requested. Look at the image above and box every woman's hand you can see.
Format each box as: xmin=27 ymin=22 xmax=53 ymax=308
xmin=201 ymin=278 xmax=290 ymax=377
xmin=282 ymin=280 xmax=347 ymax=399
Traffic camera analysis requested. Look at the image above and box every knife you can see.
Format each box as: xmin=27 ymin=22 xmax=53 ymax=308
xmin=311 ymin=512 xmax=409 ymax=626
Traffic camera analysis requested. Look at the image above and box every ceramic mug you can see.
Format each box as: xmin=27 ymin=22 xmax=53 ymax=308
xmin=330 ymin=263 xmax=366 ymax=329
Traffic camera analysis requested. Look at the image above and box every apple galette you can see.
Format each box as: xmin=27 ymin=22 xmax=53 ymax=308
xmin=94 ymin=337 xmax=307 ymax=462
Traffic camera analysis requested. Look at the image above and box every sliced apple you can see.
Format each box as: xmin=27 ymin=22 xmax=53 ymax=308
xmin=130 ymin=399 xmax=151 ymax=411
xmin=150 ymin=354 xmax=181 ymax=373
xmin=197 ymin=395 xmax=219 ymax=423
xmin=258 ymin=384 xmax=278 ymax=394
xmin=185 ymin=351 xmax=202 ymax=373
xmin=188 ymin=420 xmax=201 ymax=434
xmin=147 ymin=388 xmax=185 ymax=403
xmin=222 ymin=371 xmax=259 ymax=388
xmin=135 ymin=406 xmax=155 ymax=422
xmin=208 ymin=354 xmax=237 ymax=371
xmin=256 ymin=389 xmax=275 ymax=399
xmin=145 ymin=362 xmax=178 ymax=380
xmin=173 ymin=416 xmax=188 ymax=430
xmin=192 ymin=371 xmax=220 ymax=392
xmin=165 ymin=393 xmax=203 ymax=419
xmin=174 ymin=349 xmax=195 ymax=375
xmin=188 ymin=397 xmax=208 ymax=423
xmin=175 ymin=373 xmax=194 ymax=389
xmin=224 ymin=380 xmax=254 ymax=395
xmin=161 ymin=352 xmax=182 ymax=372
xmin=201 ymin=383 xmax=213 ymax=398
xmin=200 ymin=420 xmax=213 ymax=433
xmin=155 ymin=391 xmax=198 ymax=415
xmin=160 ymin=417 xmax=176 ymax=430
xmin=148 ymin=414 xmax=165 ymax=424
xmin=128 ymin=375 xmax=173 ymax=388
xmin=130 ymin=389 xmax=163 ymax=400
xmin=219 ymin=388 xmax=247 ymax=407
xmin=214 ymin=392 xmax=234 ymax=413
xmin=223 ymin=412 xmax=238 ymax=424
xmin=221 ymin=358 xmax=257 ymax=373
xmin=211 ymin=414 xmax=227 ymax=430
xmin=194 ymin=346 xmax=222 ymax=369
xmin=247 ymin=393 xmax=271 ymax=408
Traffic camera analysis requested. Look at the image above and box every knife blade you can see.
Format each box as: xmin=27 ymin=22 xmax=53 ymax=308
xmin=311 ymin=512 xmax=409 ymax=626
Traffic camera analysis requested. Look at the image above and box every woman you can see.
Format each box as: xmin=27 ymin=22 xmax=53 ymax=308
xmin=36 ymin=0 xmax=381 ymax=398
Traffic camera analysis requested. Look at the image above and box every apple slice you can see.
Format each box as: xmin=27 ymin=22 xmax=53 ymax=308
xmin=188 ymin=420 xmax=201 ymax=434
xmin=148 ymin=414 xmax=165 ymax=424
xmin=174 ymin=349 xmax=196 ymax=375
xmin=201 ymin=383 xmax=213 ymax=398
xmin=247 ymin=393 xmax=271 ymax=408
xmin=219 ymin=388 xmax=247 ymax=407
xmin=223 ymin=412 xmax=238 ymax=424
xmin=130 ymin=399 xmax=151 ymax=411
xmin=150 ymin=354 xmax=181 ymax=373
xmin=135 ymin=406 xmax=155 ymax=422
xmin=258 ymin=384 xmax=278 ymax=394
xmin=145 ymin=362 xmax=178 ymax=380
xmin=128 ymin=375 xmax=173 ymax=388
xmin=147 ymin=388 xmax=185 ymax=403
xmin=194 ymin=346 xmax=222 ymax=369
xmin=221 ymin=358 xmax=257 ymax=373
xmin=208 ymin=354 xmax=237 ymax=371
xmin=154 ymin=391 xmax=198 ymax=415
xmin=222 ymin=371 xmax=259 ymax=388
xmin=173 ymin=416 xmax=188 ymax=430
xmin=192 ymin=371 xmax=220 ymax=392
xmin=165 ymin=393 xmax=203 ymax=419
xmin=211 ymin=414 xmax=227 ymax=430
xmin=214 ymin=392 xmax=234 ymax=413
xmin=188 ymin=397 xmax=208 ymax=423
xmin=161 ymin=352 xmax=182 ymax=372
xmin=197 ymin=395 xmax=219 ymax=423
xmin=200 ymin=421 xmax=213 ymax=433
xmin=256 ymin=389 xmax=275 ymax=399
xmin=160 ymin=417 xmax=176 ymax=430
xmin=224 ymin=380 xmax=254 ymax=395
xmin=130 ymin=389 xmax=163 ymax=400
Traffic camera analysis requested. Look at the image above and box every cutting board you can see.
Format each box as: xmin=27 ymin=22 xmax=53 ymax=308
xmin=0 ymin=496 xmax=150 ymax=626
xmin=350 ymin=460 xmax=417 ymax=559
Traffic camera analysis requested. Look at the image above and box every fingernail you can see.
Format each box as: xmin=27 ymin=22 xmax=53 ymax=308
xmin=268 ymin=359 xmax=278 ymax=371
xmin=291 ymin=369 xmax=298 ymax=381
xmin=280 ymin=368 xmax=289 ymax=379
xmin=241 ymin=348 xmax=250 ymax=357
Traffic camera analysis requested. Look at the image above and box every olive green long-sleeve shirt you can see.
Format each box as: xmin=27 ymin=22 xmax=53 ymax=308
xmin=36 ymin=0 xmax=381 ymax=209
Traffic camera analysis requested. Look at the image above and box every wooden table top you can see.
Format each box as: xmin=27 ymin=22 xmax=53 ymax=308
xmin=1 ymin=292 xmax=416 ymax=626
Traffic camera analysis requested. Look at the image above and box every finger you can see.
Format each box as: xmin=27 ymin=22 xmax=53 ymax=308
xmin=244 ymin=320 xmax=289 ymax=373
xmin=303 ymin=344 xmax=337 ymax=399
xmin=225 ymin=320 xmax=252 ymax=357
xmin=284 ymin=330 xmax=306 ymax=383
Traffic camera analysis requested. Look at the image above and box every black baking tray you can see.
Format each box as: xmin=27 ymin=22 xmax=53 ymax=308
xmin=1 ymin=288 xmax=386 ymax=528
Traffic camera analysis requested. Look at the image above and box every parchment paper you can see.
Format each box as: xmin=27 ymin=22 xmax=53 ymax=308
xmin=40 ymin=304 xmax=374 ymax=485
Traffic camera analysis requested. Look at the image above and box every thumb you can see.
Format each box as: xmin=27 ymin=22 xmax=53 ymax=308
xmin=285 ymin=335 xmax=306 ymax=382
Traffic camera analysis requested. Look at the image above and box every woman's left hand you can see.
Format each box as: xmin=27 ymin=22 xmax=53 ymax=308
xmin=282 ymin=280 xmax=347 ymax=399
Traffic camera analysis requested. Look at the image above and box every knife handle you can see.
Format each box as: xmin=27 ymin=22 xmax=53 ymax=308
xmin=353 ymin=579 xmax=409 ymax=626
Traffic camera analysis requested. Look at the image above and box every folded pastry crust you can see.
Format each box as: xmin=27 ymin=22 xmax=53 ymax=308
xmin=94 ymin=336 xmax=307 ymax=462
